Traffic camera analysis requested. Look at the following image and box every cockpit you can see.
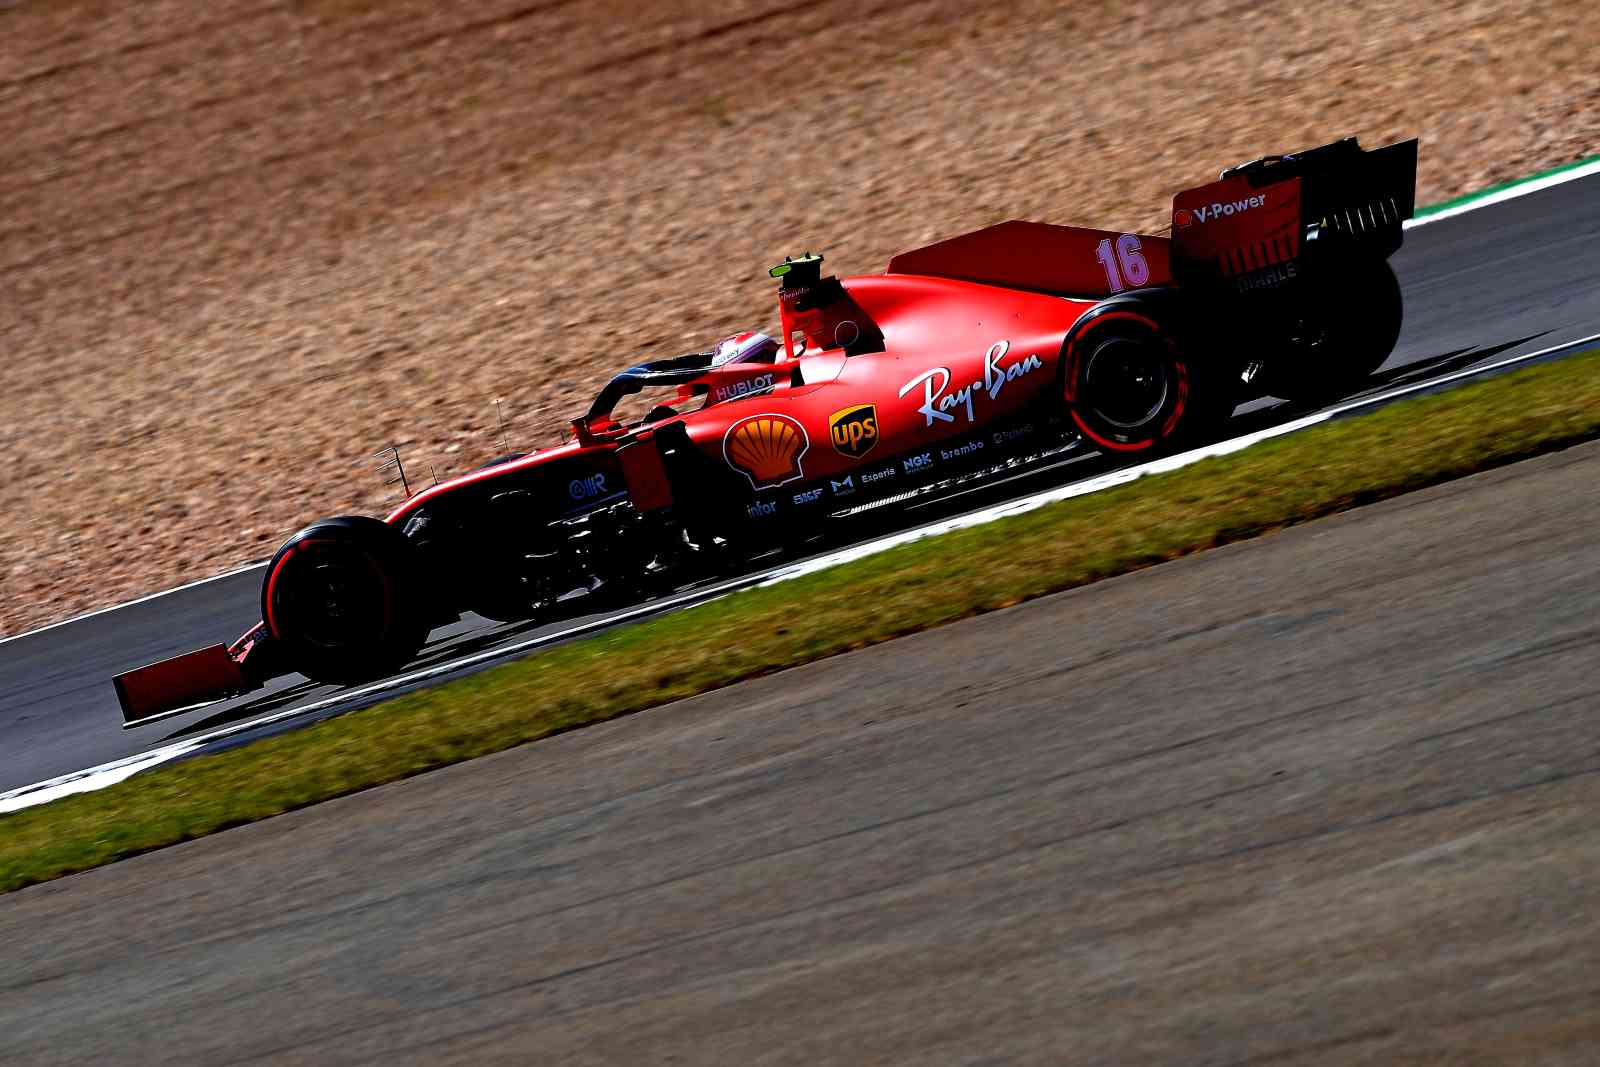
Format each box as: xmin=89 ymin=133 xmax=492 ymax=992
xmin=576 ymin=330 xmax=785 ymax=438
xmin=573 ymin=251 xmax=880 ymax=443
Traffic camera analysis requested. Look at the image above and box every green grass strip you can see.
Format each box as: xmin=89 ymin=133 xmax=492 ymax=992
xmin=4 ymin=350 xmax=1600 ymax=893
xmin=1413 ymin=153 xmax=1600 ymax=217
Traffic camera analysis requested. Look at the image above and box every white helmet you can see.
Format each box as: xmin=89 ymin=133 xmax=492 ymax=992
xmin=709 ymin=331 xmax=780 ymax=367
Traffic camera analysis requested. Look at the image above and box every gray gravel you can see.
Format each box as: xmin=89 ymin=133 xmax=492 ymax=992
xmin=6 ymin=0 xmax=1600 ymax=636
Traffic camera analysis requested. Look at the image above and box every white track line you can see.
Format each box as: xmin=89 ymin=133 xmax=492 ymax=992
xmin=0 ymin=583 xmax=744 ymax=813
xmin=760 ymin=330 xmax=1600 ymax=584
xmin=1405 ymin=157 xmax=1600 ymax=227
xmin=5 ymin=327 xmax=1595 ymax=815
xmin=2 ymin=158 xmax=1594 ymax=649
xmin=0 ymin=745 xmax=210 ymax=813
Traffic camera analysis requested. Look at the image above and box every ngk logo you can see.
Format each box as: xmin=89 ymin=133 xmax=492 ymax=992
xmin=1190 ymin=194 xmax=1267 ymax=224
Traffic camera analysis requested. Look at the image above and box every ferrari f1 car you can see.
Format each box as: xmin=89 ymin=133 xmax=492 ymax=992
xmin=114 ymin=136 xmax=1417 ymax=726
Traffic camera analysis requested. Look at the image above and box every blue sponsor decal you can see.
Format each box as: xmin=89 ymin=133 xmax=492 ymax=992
xmin=568 ymin=472 xmax=610 ymax=500
xmin=992 ymin=423 xmax=1034 ymax=447
xmin=862 ymin=466 xmax=896 ymax=485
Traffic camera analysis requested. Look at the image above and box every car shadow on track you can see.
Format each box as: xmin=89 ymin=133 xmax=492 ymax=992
xmin=1223 ymin=332 xmax=1546 ymax=438
xmin=1366 ymin=331 xmax=1546 ymax=390
xmin=155 ymin=609 xmax=601 ymax=742
xmin=160 ymin=680 xmax=326 ymax=740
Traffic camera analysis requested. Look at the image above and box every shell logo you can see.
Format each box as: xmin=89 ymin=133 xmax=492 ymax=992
xmin=1174 ymin=207 xmax=1194 ymax=229
xmin=723 ymin=413 xmax=810 ymax=490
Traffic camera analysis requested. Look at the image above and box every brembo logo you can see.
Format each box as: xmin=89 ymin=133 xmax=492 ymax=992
xmin=1190 ymin=194 xmax=1267 ymax=224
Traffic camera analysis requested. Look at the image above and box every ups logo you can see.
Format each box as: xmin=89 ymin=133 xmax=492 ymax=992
xmin=828 ymin=404 xmax=879 ymax=458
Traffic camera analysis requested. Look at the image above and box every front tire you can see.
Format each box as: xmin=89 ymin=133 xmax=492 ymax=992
xmin=262 ymin=516 xmax=429 ymax=685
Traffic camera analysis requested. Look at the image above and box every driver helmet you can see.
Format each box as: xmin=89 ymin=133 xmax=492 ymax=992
xmin=709 ymin=331 xmax=780 ymax=367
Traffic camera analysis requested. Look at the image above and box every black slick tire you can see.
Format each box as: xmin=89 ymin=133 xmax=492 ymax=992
xmin=1063 ymin=306 xmax=1221 ymax=454
xmin=1269 ymin=259 xmax=1402 ymax=405
xmin=261 ymin=515 xmax=429 ymax=685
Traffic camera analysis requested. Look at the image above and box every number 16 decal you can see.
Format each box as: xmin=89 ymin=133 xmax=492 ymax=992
xmin=1095 ymin=233 xmax=1150 ymax=293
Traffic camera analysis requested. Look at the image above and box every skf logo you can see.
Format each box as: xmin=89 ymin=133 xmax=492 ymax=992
xmin=828 ymin=404 xmax=879 ymax=458
xmin=723 ymin=413 xmax=809 ymax=490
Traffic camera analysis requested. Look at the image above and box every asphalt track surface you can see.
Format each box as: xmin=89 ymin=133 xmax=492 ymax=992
xmin=6 ymin=435 xmax=1599 ymax=1063
xmin=3 ymin=172 xmax=1600 ymax=799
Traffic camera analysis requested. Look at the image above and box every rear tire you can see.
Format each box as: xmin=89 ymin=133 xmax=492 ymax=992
xmin=262 ymin=516 xmax=429 ymax=685
xmin=1267 ymin=259 xmax=1402 ymax=405
xmin=1064 ymin=308 xmax=1222 ymax=453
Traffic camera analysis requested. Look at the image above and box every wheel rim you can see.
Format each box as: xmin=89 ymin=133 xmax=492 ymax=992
xmin=1083 ymin=335 xmax=1171 ymax=431
xmin=276 ymin=546 xmax=391 ymax=651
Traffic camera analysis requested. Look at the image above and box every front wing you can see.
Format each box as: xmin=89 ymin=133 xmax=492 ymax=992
xmin=113 ymin=623 xmax=274 ymax=728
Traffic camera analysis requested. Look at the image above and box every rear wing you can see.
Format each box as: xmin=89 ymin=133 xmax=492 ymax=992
xmin=1170 ymin=137 xmax=1418 ymax=291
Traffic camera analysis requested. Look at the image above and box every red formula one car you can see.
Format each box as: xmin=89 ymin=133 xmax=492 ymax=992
xmin=115 ymin=136 xmax=1417 ymax=726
